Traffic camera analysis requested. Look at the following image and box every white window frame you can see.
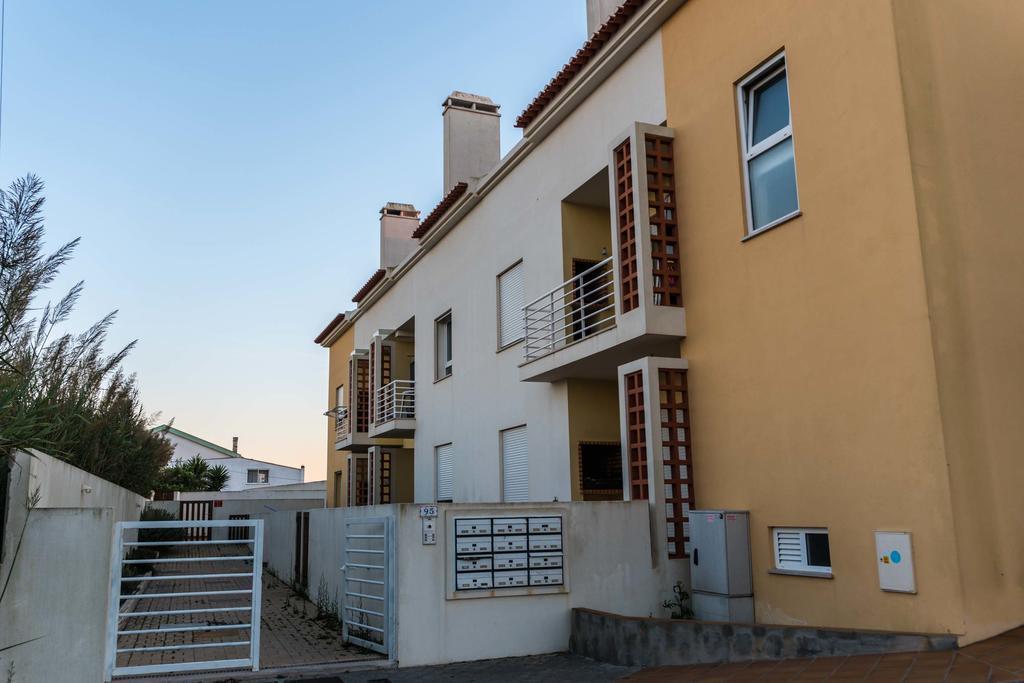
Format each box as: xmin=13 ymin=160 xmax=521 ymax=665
xmin=499 ymin=424 xmax=529 ymax=503
xmin=736 ymin=52 xmax=800 ymax=238
xmin=435 ymin=442 xmax=454 ymax=503
xmin=435 ymin=310 xmax=453 ymax=380
xmin=247 ymin=469 xmax=270 ymax=484
xmin=496 ymin=259 xmax=525 ymax=351
xmin=771 ymin=527 xmax=831 ymax=575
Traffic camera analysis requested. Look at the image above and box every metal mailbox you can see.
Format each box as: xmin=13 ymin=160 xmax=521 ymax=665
xmin=494 ymin=571 xmax=529 ymax=587
xmin=529 ymin=517 xmax=561 ymax=534
xmin=529 ymin=535 xmax=562 ymax=551
xmin=456 ymin=519 xmax=492 ymax=536
xmin=453 ymin=514 xmax=565 ymax=593
xmin=456 ymin=572 xmax=494 ymax=590
xmin=457 ymin=555 xmax=493 ymax=572
xmin=456 ymin=537 xmax=492 ymax=554
xmin=529 ymin=569 xmax=563 ymax=586
xmin=494 ymin=553 xmax=528 ymax=570
xmin=493 ymin=535 xmax=528 ymax=552
xmin=528 ymin=552 xmax=562 ymax=569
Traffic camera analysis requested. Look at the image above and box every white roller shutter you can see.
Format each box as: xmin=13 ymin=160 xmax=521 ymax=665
xmin=501 ymin=425 xmax=529 ymax=503
xmin=436 ymin=443 xmax=454 ymax=502
xmin=498 ymin=262 xmax=525 ymax=348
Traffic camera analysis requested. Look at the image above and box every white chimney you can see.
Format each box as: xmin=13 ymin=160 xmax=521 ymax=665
xmin=442 ymin=91 xmax=500 ymax=194
xmin=380 ymin=202 xmax=420 ymax=269
xmin=586 ymin=0 xmax=621 ymax=34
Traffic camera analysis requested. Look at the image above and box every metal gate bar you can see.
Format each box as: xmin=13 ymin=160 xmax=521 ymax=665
xmin=341 ymin=517 xmax=393 ymax=658
xmin=105 ymin=519 xmax=263 ymax=680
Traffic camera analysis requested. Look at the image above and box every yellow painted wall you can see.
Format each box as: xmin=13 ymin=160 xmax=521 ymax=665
xmin=326 ymin=325 xmax=354 ymax=508
xmin=661 ymin=0 xmax=965 ymax=635
xmin=566 ymin=379 xmax=621 ymax=501
xmin=561 ymin=202 xmax=613 ymax=281
xmin=892 ymin=0 xmax=1024 ymax=643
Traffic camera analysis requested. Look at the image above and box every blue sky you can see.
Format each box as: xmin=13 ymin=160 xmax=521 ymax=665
xmin=0 ymin=0 xmax=586 ymax=478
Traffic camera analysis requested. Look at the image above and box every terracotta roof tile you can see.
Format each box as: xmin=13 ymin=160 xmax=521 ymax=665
xmin=411 ymin=182 xmax=469 ymax=240
xmin=515 ymin=0 xmax=645 ymax=129
xmin=313 ymin=313 xmax=346 ymax=345
xmin=352 ymin=269 xmax=386 ymax=303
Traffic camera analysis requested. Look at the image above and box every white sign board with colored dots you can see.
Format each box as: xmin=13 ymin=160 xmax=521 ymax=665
xmin=875 ymin=531 xmax=916 ymax=593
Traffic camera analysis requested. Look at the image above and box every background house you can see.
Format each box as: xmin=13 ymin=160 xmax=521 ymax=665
xmin=153 ymin=424 xmax=304 ymax=491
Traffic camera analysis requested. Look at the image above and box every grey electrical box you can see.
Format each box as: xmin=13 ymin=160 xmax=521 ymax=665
xmin=689 ymin=510 xmax=754 ymax=622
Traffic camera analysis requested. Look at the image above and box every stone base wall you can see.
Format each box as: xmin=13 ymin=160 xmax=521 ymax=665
xmin=570 ymin=608 xmax=958 ymax=667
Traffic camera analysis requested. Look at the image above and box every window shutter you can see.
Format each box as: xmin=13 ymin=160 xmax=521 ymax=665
xmin=501 ymin=425 xmax=529 ymax=502
xmin=498 ymin=262 xmax=525 ymax=347
xmin=436 ymin=443 xmax=454 ymax=502
xmin=774 ymin=529 xmax=804 ymax=568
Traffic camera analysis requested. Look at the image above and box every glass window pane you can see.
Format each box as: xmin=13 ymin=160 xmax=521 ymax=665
xmin=805 ymin=532 xmax=831 ymax=568
xmin=751 ymin=72 xmax=789 ymax=146
xmin=749 ymin=137 xmax=798 ymax=229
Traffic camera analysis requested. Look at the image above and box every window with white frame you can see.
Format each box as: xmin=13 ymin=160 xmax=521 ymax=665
xmin=247 ymin=469 xmax=269 ymax=484
xmin=500 ymin=425 xmax=529 ymax=503
xmin=335 ymin=384 xmax=344 ymax=409
xmin=497 ymin=261 xmax=525 ymax=349
xmin=435 ymin=311 xmax=453 ymax=380
xmin=772 ymin=527 xmax=831 ymax=574
xmin=436 ymin=443 xmax=454 ymax=503
xmin=738 ymin=53 xmax=799 ymax=234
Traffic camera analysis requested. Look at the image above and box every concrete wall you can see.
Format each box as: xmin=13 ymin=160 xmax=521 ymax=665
xmin=151 ymin=487 xmax=325 ymax=541
xmin=660 ymin=0 xmax=964 ymax=636
xmin=891 ymin=0 xmax=1024 ymax=644
xmin=164 ymin=431 xmax=304 ymax=491
xmin=570 ymin=609 xmax=957 ymax=667
xmin=260 ymin=501 xmax=680 ymax=668
xmin=0 ymin=449 xmax=146 ymax=683
xmin=351 ymin=35 xmax=667 ymax=506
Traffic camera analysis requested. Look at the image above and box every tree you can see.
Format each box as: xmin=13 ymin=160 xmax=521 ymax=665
xmin=0 ymin=174 xmax=172 ymax=495
xmin=154 ymin=455 xmax=231 ymax=492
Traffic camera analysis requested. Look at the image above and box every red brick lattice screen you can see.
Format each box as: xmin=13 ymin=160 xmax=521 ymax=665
xmin=615 ymin=139 xmax=640 ymax=312
xmin=355 ymin=357 xmax=369 ymax=433
xmin=625 ymin=370 xmax=648 ymax=500
xmin=645 ymin=135 xmax=683 ymax=307
xmin=380 ymin=451 xmax=392 ymax=504
xmin=354 ymin=456 xmax=368 ymax=506
xmin=659 ymin=368 xmax=694 ymax=558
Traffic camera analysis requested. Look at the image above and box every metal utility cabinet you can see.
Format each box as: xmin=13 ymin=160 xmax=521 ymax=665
xmin=688 ymin=509 xmax=754 ymax=622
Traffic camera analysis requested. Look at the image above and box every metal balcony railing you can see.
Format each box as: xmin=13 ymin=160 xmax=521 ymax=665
xmin=328 ymin=405 xmax=350 ymax=441
xmin=523 ymin=256 xmax=617 ymax=361
xmin=375 ymin=379 xmax=415 ymax=424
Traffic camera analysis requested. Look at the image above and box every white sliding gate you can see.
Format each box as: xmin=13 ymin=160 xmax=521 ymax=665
xmin=341 ymin=517 xmax=394 ymax=658
xmin=104 ymin=518 xmax=263 ymax=680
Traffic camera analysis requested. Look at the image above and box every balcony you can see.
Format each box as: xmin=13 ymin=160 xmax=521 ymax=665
xmin=369 ymin=379 xmax=416 ymax=438
xmin=519 ymin=256 xmax=684 ymax=382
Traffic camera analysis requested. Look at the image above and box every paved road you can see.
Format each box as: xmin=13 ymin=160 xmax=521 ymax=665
xmin=257 ymin=653 xmax=636 ymax=682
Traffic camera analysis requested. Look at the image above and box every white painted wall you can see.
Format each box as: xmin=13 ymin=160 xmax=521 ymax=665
xmin=163 ymin=431 xmax=304 ymax=491
xmin=260 ymin=501 xmax=685 ymax=667
xmin=0 ymin=450 xmax=146 ymax=683
xmin=353 ymin=35 xmax=666 ymax=505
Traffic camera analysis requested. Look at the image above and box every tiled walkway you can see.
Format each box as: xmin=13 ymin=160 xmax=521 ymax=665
xmin=623 ymin=627 xmax=1024 ymax=682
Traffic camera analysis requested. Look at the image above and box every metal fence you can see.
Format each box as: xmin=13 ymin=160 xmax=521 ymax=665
xmin=375 ymin=379 xmax=415 ymax=424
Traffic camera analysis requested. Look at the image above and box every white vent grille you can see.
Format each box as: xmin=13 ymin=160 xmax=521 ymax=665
xmin=501 ymin=425 xmax=529 ymax=503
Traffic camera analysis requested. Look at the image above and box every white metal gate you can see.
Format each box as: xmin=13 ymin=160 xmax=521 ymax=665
xmin=104 ymin=518 xmax=263 ymax=680
xmin=341 ymin=517 xmax=394 ymax=658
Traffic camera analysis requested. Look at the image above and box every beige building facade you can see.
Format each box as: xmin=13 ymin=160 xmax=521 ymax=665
xmin=316 ymin=0 xmax=1023 ymax=647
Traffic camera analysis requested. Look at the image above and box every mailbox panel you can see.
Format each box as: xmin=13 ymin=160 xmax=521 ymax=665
xmin=493 ymin=518 xmax=527 ymax=534
xmin=529 ymin=535 xmax=562 ymax=551
xmin=453 ymin=514 xmax=566 ymax=592
xmin=456 ymin=519 xmax=492 ymax=537
xmin=494 ymin=553 xmax=528 ymax=570
xmin=494 ymin=535 xmax=528 ymax=552
xmin=456 ymin=537 xmax=492 ymax=554
xmin=494 ymin=571 xmax=529 ymax=587
xmin=529 ymin=569 xmax=563 ymax=586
